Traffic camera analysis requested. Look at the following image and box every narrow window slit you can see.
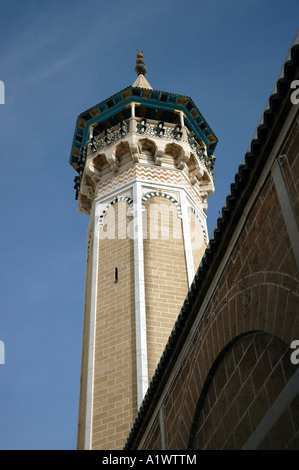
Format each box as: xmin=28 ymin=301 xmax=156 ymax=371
xmin=114 ymin=267 xmax=118 ymax=284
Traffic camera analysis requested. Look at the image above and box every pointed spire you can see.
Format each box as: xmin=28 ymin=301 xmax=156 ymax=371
xmin=133 ymin=50 xmax=152 ymax=90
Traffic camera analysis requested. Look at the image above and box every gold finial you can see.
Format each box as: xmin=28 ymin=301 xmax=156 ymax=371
xmin=135 ymin=49 xmax=147 ymax=76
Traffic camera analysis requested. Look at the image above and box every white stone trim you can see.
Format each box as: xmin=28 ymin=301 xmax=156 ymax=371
xmin=133 ymin=182 xmax=149 ymax=407
xmin=180 ymin=190 xmax=195 ymax=286
xmin=84 ymin=201 xmax=100 ymax=449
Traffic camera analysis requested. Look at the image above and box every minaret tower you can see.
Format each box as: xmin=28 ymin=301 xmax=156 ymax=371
xmin=70 ymin=52 xmax=218 ymax=450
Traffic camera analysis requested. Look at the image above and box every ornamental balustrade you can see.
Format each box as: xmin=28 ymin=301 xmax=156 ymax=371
xmin=88 ymin=117 xmax=215 ymax=172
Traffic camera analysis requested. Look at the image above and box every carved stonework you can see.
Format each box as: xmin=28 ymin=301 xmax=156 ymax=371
xmin=76 ymin=117 xmax=215 ymax=215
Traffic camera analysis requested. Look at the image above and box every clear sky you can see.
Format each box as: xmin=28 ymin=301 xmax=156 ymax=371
xmin=0 ymin=0 xmax=298 ymax=450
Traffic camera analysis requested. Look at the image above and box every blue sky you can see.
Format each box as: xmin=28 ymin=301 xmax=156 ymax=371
xmin=0 ymin=0 xmax=298 ymax=450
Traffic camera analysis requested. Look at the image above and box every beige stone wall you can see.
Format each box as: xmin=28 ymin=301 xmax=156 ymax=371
xmin=92 ymin=201 xmax=137 ymax=450
xmin=143 ymin=196 xmax=189 ymax=382
xmin=189 ymin=210 xmax=207 ymax=272
xmin=77 ymin=188 xmax=209 ymax=450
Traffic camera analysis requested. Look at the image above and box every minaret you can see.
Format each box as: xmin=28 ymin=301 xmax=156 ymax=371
xmin=70 ymin=52 xmax=218 ymax=450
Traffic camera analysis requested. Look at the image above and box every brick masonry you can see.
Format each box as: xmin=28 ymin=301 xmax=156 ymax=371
xmin=144 ymin=197 xmax=189 ymax=381
xmin=93 ymin=202 xmax=137 ymax=450
xmin=279 ymin=120 xmax=299 ymax=221
xmin=138 ymin=116 xmax=299 ymax=450
xmin=192 ymin=333 xmax=297 ymax=449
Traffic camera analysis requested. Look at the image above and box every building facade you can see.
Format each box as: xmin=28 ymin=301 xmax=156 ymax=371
xmin=70 ymin=52 xmax=218 ymax=450
xmin=124 ymin=33 xmax=299 ymax=450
